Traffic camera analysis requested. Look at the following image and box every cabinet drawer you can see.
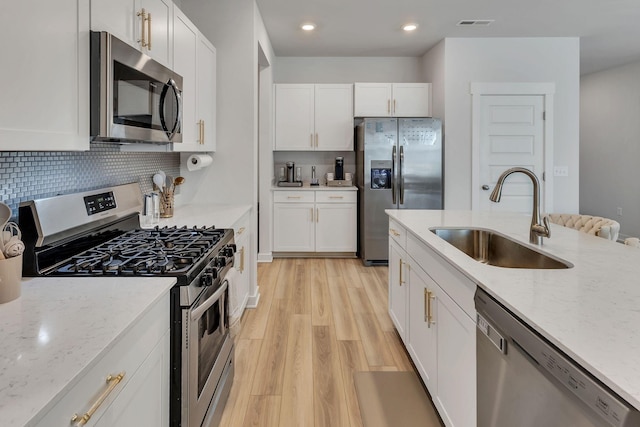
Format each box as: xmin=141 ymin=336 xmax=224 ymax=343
xmin=273 ymin=191 xmax=315 ymax=203
xmin=315 ymin=191 xmax=357 ymax=203
xmin=388 ymin=219 xmax=406 ymax=248
xmin=34 ymin=293 xmax=170 ymax=427
xmin=406 ymin=233 xmax=475 ymax=319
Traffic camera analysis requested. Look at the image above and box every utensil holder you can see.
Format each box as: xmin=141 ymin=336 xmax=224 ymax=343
xmin=160 ymin=189 xmax=174 ymax=218
xmin=0 ymin=254 xmax=22 ymax=304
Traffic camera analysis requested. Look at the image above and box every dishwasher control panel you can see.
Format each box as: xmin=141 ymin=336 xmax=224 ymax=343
xmin=536 ymin=345 xmax=629 ymax=427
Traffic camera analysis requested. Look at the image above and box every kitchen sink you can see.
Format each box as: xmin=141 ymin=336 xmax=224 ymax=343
xmin=430 ymin=227 xmax=573 ymax=269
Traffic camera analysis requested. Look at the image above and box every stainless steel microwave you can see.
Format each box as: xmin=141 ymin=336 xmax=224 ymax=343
xmin=90 ymin=31 xmax=182 ymax=144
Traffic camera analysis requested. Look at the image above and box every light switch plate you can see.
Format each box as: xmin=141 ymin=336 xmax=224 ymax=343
xmin=553 ymin=166 xmax=569 ymax=177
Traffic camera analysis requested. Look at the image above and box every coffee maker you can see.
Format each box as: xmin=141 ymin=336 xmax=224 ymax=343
xmin=277 ymin=161 xmax=303 ymax=187
xmin=334 ymin=157 xmax=344 ymax=180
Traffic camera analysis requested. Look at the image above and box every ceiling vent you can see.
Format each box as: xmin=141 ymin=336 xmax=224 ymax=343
xmin=457 ymin=20 xmax=494 ymax=26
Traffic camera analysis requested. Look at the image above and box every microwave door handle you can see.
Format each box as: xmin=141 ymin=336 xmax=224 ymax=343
xmin=190 ymin=280 xmax=228 ymax=322
xmin=159 ymin=79 xmax=180 ymax=140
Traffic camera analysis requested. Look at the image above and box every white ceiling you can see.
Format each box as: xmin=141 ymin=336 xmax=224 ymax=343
xmin=255 ymin=0 xmax=640 ymax=75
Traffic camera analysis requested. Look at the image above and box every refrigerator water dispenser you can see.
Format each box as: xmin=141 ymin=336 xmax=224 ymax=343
xmin=370 ymin=160 xmax=392 ymax=189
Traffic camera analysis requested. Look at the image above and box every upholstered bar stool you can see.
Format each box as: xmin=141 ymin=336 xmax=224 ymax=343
xmin=547 ymin=214 xmax=620 ymax=241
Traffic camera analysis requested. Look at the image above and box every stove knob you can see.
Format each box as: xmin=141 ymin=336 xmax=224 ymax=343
xmin=200 ymin=268 xmax=217 ymax=287
xmin=223 ymin=246 xmax=235 ymax=257
xmin=227 ymin=243 xmax=237 ymax=253
xmin=206 ymin=267 xmax=218 ymax=279
xmin=215 ymin=256 xmax=227 ymax=267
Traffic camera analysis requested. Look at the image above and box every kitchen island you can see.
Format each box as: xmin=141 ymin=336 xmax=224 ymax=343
xmin=386 ymin=209 xmax=640 ymax=413
xmin=0 ymin=277 xmax=175 ymax=426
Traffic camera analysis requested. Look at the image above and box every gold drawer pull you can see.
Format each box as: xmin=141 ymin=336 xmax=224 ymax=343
xmin=389 ymin=228 xmax=400 ymax=237
xmin=236 ymin=226 xmax=246 ymax=235
xmin=399 ymin=259 xmax=404 ymax=285
xmin=71 ymin=372 xmax=125 ymax=426
xmin=287 ymin=196 xmax=301 ymax=199
xmin=329 ymin=196 xmax=344 ymax=199
xmin=239 ymin=246 xmax=245 ymax=272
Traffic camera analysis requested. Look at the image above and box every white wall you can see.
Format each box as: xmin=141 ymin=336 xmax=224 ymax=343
xmin=580 ymin=60 xmax=640 ymax=239
xmin=274 ymin=57 xmax=423 ymax=83
xmin=422 ymin=38 xmax=580 ymax=212
xmin=179 ymin=0 xmax=275 ymax=301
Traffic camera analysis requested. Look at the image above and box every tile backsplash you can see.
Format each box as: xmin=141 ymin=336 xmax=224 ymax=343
xmin=0 ymin=144 xmax=180 ymax=220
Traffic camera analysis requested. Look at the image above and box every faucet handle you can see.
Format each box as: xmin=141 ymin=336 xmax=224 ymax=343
xmin=532 ymin=216 xmax=551 ymax=238
xmin=543 ymin=215 xmax=551 ymax=238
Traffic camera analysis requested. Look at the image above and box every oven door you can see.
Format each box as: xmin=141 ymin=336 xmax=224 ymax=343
xmin=182 ymin=279 xmax=232 ymax=427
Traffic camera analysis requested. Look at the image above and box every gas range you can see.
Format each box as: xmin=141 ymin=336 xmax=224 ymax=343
xmin=19 ymin=183 xmax=236 ymax=427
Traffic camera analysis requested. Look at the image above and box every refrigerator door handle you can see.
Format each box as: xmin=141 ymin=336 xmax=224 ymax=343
xmin=399 ymin=145 xmax=405 ymax=205
xmin=392 ymin=145 xmax=397 ymax=204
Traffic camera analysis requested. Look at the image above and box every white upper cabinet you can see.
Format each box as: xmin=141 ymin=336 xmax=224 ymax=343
xmin=274 ymin=84 xmax=353 ymax=151
xmin=0 ymin=0 xmax=90 ymax=151
xmin=354 ymin=83 xmax=432 ymax=117
xmin=172 ymin=6 xmax=216 ymax=152
xmin=91 ymin=0 xmax=173 ymax=67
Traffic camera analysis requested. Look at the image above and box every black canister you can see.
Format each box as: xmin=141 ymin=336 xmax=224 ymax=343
xmin=335 ymin=156 xmax=344 ymax=180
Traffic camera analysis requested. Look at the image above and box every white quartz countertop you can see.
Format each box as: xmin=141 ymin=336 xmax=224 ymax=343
xmin=272 ymin=184 xmax=357 ymax=191
xmin=0 ymin=276 xmax=175 ymax=426
xmin=148 ymin=203 xmax=251 ymax=228
xmin=386 ymin=209 xmax=640 ymax=410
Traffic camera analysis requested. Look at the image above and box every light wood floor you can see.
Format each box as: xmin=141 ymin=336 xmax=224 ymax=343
xmin=218 ymin=258 xmax=439 ymax=427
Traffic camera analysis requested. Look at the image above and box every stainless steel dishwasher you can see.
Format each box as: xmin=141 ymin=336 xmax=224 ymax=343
xmin=475 ymin=288 xmax=640 ymax=427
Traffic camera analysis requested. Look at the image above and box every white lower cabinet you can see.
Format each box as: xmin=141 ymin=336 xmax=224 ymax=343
xmin=407 ymin=263 xmax=438 ymax=392
xmin=230 ymin=211 xmax=251 ymax=319
xmin=273 ymin=190 xmax=357 ymax=254
xmin=388 ymin=240 xmax=408 ymax=340
xmin=388 ymin=220 xmax=476 ymax=427
xmin=35 ymin=293 xmax=170 ymax=427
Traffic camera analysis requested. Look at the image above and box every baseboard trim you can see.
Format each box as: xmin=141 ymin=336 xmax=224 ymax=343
xmin=257 ymin=252 xmax=273 ymax=263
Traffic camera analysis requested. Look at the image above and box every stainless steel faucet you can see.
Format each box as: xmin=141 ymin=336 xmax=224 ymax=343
xmin=489 ymin=167 xmax=551 ymax=245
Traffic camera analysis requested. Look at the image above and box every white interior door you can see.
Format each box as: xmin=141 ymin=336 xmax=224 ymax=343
xmin=478 ymin=95 xmax=545 ymax=213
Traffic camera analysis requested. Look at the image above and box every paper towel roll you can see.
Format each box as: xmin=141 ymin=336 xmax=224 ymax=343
xmin=186 ymin=154 xmax=213 ymax=171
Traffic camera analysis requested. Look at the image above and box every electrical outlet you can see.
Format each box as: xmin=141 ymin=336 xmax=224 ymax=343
xmin=617 ymin=207 xmax=623 ymax=216
xmin=553 ymin=166 xmax=569 ymax=177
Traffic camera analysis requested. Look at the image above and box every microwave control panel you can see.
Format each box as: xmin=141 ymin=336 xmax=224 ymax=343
xmin=84 ymin=191 xmax=117 ymax=216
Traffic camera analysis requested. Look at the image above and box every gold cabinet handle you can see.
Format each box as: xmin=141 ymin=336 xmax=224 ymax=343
xmin=147 ymin=12 xmax=152 ymax=50
xmin=137 ymin=9 xmax=147 ymax=47
xmin=198 ymin=119 xmax=204 ymax=144
xmin=315 ymin=132 xmax=318 ymax=148
xmin=427 ymin=290 xmax=435 ymax=328
xmin=387 ymin=99 xmax=391 ymax=114
xmin=310 ymin=207 xmax=314 ymax=222
xmin=393 ymin=99 xmax=397 ymax=114
xmin=398 ymin=259 xmax=404 ymax=285
xmin=239 ymin=246 xmax=245 ymax=272
xmin=316 ymin=208 xmax=319 ymax=222
xmin=287 ymin=196 xmax=301 ymax=199
xmin=424 ymin=288 xmax=428 ymax=322
xmin=237 ymin=226 xmax=245 ymax=235
xmin=329 ymin=196 xmax=344 ymax=199
xmin=389 ymin=228 xmax=400 ymax=237
xmin=71 ymin=372 xmax=125 ymax=426
xmin=310 ymin=133 xmax=314 ymax=147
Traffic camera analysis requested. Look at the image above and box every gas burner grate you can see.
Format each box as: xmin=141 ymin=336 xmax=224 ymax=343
xmin=51 ymin=226 xmax=227 ymax=276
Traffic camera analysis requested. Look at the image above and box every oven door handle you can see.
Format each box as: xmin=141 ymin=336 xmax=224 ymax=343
xmin=191 ymin=280 xmax=228 ymax=322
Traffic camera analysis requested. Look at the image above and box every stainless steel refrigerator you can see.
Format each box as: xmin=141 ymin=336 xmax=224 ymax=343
xmin=356 ymin=118 xmax=443 ymax=265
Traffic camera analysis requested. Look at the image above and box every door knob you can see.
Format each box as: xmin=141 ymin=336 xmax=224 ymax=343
xmin=482 ymin=185 xmax=490 ymax=191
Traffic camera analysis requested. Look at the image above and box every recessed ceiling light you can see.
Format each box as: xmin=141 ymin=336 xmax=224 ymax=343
xmin=301 ymin=23 xmax=316 ymax=31
xmin=402 ymin=23 xmax=418 ymax=32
